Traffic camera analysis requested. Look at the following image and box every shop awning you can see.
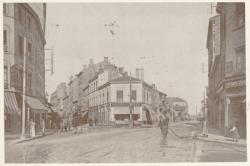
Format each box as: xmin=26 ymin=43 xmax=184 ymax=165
xmin=25 ymin=95 xmax=48 ymax=113
xmin=4 ymin=91 xmax=20 ymax=114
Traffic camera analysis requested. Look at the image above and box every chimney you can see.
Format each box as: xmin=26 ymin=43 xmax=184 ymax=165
xmin=136 ymin=68 xmax=144 ymax=81
xmin=136 ymin=68 xmax=139 ymax=79
xmin=104 ymin=57 xmax=109 ymax=63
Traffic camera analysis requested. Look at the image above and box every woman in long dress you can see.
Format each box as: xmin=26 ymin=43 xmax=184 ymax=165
xmin=29 ymin=119 xmax=36 ymax=138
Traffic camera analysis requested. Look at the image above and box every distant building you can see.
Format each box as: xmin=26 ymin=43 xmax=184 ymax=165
xmin=165 ymin=97 xmax=188 ymax=121
xmin=207 ymin=3 xmax=246 ymax=137
xmin=4 ymin=3 xmax=47 ymax=134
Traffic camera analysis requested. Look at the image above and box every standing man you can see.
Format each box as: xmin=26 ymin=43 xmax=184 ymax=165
xmin=158 ymin=108 xmax=170 ymax=145
xmin=202 ymin=116 xmax=208 ymax=137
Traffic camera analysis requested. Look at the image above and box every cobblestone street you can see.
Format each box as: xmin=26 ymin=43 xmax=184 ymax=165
xmin=5 ymin=122 xmax=247 ymax=163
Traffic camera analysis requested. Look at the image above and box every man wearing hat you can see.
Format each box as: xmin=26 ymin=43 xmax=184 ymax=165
xmin=158 ymin=108 xmax=170 ymax=145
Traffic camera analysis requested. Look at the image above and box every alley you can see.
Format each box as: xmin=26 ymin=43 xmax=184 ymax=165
xmin=5 ymin=122 xmax=246 ymax=163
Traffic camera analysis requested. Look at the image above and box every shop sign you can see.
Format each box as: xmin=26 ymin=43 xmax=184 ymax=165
xmin=225 ymin=80 xmax=245 ymax=88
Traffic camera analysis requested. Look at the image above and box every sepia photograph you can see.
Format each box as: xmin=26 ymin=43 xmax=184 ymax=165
xmin=2 ymin=0 xmax=247 ymax=163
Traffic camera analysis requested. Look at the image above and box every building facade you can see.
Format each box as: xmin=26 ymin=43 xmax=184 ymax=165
xmin=165 ymin=97 xmax=188 ymax=121
xmin=89 ymin=72 xmax=166 ymax=126
xmin=4 ymin=3 xmax=47 ymax=134
xmin=207 ymin=3 xmax=246 ymax=137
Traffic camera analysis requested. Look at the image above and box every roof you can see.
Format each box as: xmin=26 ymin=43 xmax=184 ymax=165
xmin=88 ymin=73 xmax=98 ymax=83
xmin=76 ymin=71 xmax=83 ymax=77
xmin=82 ymin=85 xmax=89 ymax=91
xmin=110 ymin=75 xmax=141 ymax=83
xmin=25 ymin=95 xmax=48 ymax=113
xmin=165 ymin=97 xmax=186 ymax=103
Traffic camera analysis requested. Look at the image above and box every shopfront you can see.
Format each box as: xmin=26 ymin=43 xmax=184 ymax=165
xmin=224 ymin=80 xmax=246 ymax=138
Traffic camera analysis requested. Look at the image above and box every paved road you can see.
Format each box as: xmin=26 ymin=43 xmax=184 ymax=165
xmin=5 ymin=122 xmax=246 ymax=163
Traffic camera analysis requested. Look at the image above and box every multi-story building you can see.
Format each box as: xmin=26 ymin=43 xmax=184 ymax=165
xmin=207 ymin=3 xmax=246 ymax=137
xmin=89 ymin=69 xmax=166 ymax=126
xmin=56 ymin=57 xmax=118 ymax=127
xmin=50 ymin=82 xmax=67 ymax=114
xmin=4 ymin=3 xmax=47 ymax=134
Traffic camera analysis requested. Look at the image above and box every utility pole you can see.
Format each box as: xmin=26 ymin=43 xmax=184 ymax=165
xmin=129 ymin=72 xmax=133 ymax=128
xmin=20 ymin=37 xmax=27 ymax=139
xmin=195 ymin=104 xmax=197 ymax=120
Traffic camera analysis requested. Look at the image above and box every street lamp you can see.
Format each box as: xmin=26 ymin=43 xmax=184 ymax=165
xmin=20 ymin=37 xmax=27 ymax=139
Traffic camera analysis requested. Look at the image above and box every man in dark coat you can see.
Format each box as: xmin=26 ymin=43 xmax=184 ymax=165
xmin=158 ymin=109 xmax=170 ymax=145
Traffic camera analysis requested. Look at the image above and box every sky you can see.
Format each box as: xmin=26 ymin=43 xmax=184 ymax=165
xmin=45 ymin=3 xmax=215 ymax=115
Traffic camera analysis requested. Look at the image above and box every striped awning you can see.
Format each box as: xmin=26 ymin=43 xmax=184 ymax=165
xmin=4 ymin=91 xmax=20 ymax=114
xmin=25 ymin=95 xmax=48 ymax=113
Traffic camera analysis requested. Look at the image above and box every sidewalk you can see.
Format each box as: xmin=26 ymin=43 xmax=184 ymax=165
xmin=196 ymin=132 xmax=246 ymax=147
xmin=184 ymin=121 xmax=246 ymax=146
xmin=5 ymin=129 xmax=57 ymax=145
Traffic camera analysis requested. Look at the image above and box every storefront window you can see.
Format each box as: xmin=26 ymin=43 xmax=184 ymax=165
xmin=4 ymin=66 xmax=8 ymax=89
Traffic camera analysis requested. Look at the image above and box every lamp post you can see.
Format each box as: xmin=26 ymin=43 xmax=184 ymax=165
xmin=20 ymin=37 xmax=27 ymax=139
xmin=129 ymin=72 xmax=133 ymax=128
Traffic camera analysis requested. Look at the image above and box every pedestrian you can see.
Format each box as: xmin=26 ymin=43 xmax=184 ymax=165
xmin=158 ymin=108 xmax=169 ymax=145
xmin=60 ymin=119 xmax=63 ymax=132
xmin=41 ymin=117 xmax=46 ymax=136
xmin=88 ymin=118 xmax=93 ymax=133
xmin=202 ymin=117 xmax=208 ymax=137
xmin=29 ymin=118 xmax=36 ymax=138
xmin=229 ymin=124 xmax=240 ymax=142
xmin=94 ymin=118 xmax=97 ymax=126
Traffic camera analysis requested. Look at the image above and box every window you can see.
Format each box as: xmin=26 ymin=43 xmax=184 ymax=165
xmin=103 ymin=93 xmax=105 ymax=103
xmin=225 ymin=61 xmax=233 ymax=73
xmin=3 ymin=30 xmax=8 ymax=52
xmin=107 ymin=91 xmax=109 ymax=102
xmin=4 ymin=66 xmax=8 ymax=89
xmin=27 ymin=43 xmax=31 ymax=57
xmin=28 ymin=16 xmax=31 ymax=31
xmin=236 ymin=48 xmax=245 ymax=73
xmin=18 ymin=69 xmax=23 ymax=90
xmin=18 ymin=7 xmax=23 ymax=24
xmin=19 ymin=36 xmax=23 ymax=56
xmin=27 ymin=73 xmax=32 ymax=93
xmin=116 ymin=90 xmax=123 ymax=103
xmin=99 ymin=94 xmax=102 ymax=104
xmin=132 ymin=90 xmax=137 ymax=101
xmin=147 ymin=92 xmax=148 ymax=102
